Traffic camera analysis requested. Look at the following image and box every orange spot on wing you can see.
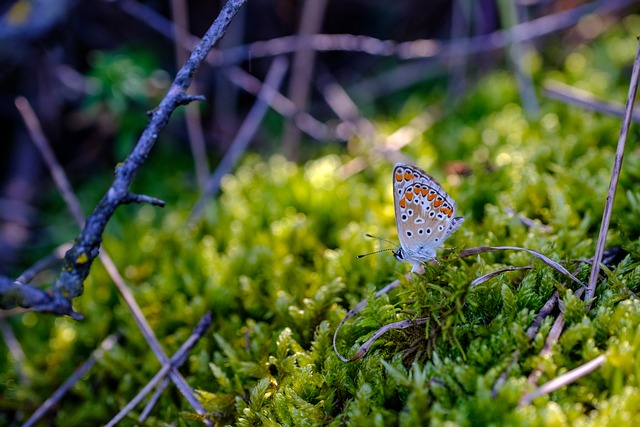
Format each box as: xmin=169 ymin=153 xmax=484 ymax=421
xmin=405 ymin=191 xmax=414 ymax=201
xmin=413 ymin=187 xmax=421 ymax=194
xmin=400 ymin=197 xmax=407 ymax=209
xmin=421 ymin=188 xmax=428 ymax=196
xmin=434 ymin=198 xmax=444 ymax=208
xmin=404 ymin=172 xmax=414 ymax=181
xmin=427 ymin=192 xmax=436 ymax=201
xmin=395 ymin=171 xmax=403 ymax=182
xmin=440 ymin=207 xmax=452 ymax=217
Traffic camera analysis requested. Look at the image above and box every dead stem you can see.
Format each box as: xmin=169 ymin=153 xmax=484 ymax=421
xmin=586 ymin=38 xmax=640 ymax=307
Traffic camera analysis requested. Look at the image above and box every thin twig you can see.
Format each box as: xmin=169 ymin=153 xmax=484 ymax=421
xmin=119 ymin=0 xmax=333 ymax=143
xmin=5 ymin=0 xmax=249 ymax=317
xmin=458 ymin=245 xmax=584 ymax=288
xmin=206 ymin=0 xmax=632 ymax=67
xmin=544 ymin=80 xmax=640 ymax=123
xmin=15 ymin=97 xmax=86 ymax=227
xmin=282 ymin=0 xmax=329 ymax=159
xmin=138 ymin=377 xmax=171 ymax=422
xmin=171 ymin=0 xmax=210 ymax=190
xmin=189 ymin=56 xmax=289 ymax=221
xmin=223 ymin=66 xmax=333 ymax=140
xmin=519 ymin=354 xmax=606 ymax=406
xmin=504 ymin=207 xmax=552 ymax=233
xmin=16 ymin=243 xmax=71 ymax=284
xmin=333 ymin=269 xmax=420 ymax=362
xmin=105 ymin=312 xmax=212 ymax=427
xmin=0 ymin=319 xmax=28 ymax=384
xmin=348 ymin=317 xmax=429 ymax=362
xmin=22 ymin=335 xmax=120 ymax=427
xmin=586 ymin=37 xmax=640 ymax=307
xmin=98 ymin=252 xmax=211 ymax=422
xmin=491 ymin=291 xmax=559 ymax=398
xmin=499 ymin=0 xmax=540 ymax=119
xmin=17 ymin=95 xmax=211 ymax=420
xmin=526 ymin=287 xmax=583 ymax=387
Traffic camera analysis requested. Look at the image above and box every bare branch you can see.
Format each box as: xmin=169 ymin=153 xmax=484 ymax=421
xmin=282 ymin=0 xmax=329 ymax=159
xmin=121 ymin=193 xmax=166 ymax=207
xmin=16 ymin=72 xmax=210 ymax=417
xmin=2 ymin=0 xmax=248 ymax=317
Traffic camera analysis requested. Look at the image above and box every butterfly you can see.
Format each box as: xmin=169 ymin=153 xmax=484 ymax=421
xmin=359 ymin=163 xmax=464 ymax=272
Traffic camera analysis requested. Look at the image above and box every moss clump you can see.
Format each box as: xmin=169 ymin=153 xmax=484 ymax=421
xmin=3 ymin=14 xmax=640 ymax=427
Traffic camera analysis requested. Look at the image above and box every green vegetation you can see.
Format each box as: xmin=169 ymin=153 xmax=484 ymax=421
xmin=3 ymin=13 xmax=640 ymax=427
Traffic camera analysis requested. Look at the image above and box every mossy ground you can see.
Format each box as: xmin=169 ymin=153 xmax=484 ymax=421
xmin=3 ymin=13 xmax=640 ymax=427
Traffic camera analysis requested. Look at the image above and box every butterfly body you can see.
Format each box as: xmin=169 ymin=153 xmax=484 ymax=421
xmin=392 ymin=163 xmax=464 ymax=272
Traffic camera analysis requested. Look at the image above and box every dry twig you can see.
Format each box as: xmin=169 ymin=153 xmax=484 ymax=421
xmin=544 ymin=80 xmax=640 ymax=123
xmin=105 ymin=312 xmax=212 ymax=426
xmin=586 ymin=37 xmax=640 ymax=307
xmin=189 ymin=56 xmax=289 ymax=221
xmin=22 ymin=335 xmax=120 ymax=427
xmin=16 ymin=96 xmax=211 ymax=422
xmin=170 ymin=0 xmax=210 ymax=190
xmin=1 ymin=0 xmax=247 ymax=318
xmin=519 ymin=354 xmax=606 ymax=406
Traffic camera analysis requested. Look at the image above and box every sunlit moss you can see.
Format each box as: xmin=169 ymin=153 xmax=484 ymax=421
xmin=4 ymin=14 xmax=640 ymax=426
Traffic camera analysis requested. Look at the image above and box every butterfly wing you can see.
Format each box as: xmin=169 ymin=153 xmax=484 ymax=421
xmin=393 ymin=163 xmax=463 ymax=266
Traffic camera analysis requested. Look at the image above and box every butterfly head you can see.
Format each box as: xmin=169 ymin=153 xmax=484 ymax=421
xmin=392 ymin=247 xmax=406 ymax=262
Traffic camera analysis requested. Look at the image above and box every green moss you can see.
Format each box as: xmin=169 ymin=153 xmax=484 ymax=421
xmin=4 ymin=13 xmax=640 ymax=427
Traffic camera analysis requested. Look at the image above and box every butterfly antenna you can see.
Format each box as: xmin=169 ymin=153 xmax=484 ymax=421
xmin=356 ymin=248 xmax=395 ymax=259
xmin=364 ymin=233 xmax=399 ymax=248
xmin=356 ymin=234 xmax=400 ymax=259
